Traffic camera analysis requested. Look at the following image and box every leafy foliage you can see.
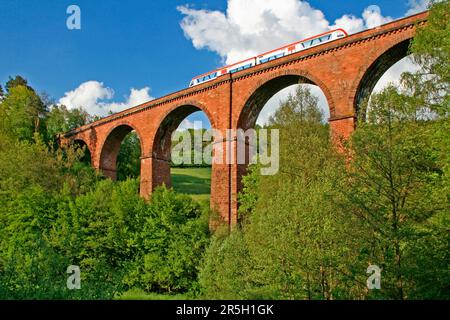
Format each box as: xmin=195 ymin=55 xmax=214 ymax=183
xmin=45 ymin=105 xmax=91 ymax=142
xmin=200 ymin=94 xmax=366 ymax=299
xmin=0 ymin=85 xmax=46 ymax=141
xmin=199 ymin=4 xmax=449 ymax=298
xmin=0 ymin=77 xmax=210 ymax=298
xmin=268 ymin=85 xmax=323 ymax=126
xmin=124 ymin=187 xmax=210 ymax=293
xmin=116 ymin=132 xmax=142 ymax=181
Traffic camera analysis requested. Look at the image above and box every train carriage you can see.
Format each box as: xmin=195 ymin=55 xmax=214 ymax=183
xmin=189 ymin=28 xmax=348 ymax=88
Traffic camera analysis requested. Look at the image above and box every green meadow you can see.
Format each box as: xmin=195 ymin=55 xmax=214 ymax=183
xmin=171 ymin=167 xmax=211 ymax=204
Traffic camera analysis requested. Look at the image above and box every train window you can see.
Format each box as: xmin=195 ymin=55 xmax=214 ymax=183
xmin=230 ymin=64 xmax=251 ymax=73
xmin=205 ymin=72 xmax=216 ymax=80
xmin=259 ymin=52 xmax=284 ymax=64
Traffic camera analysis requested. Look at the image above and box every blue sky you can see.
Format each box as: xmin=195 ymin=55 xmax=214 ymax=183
xmin=0 ymin=0 xmax=427 ymax=125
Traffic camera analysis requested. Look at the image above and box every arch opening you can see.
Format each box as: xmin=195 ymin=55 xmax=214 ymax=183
xmin=99 ymin=124 xmax=142 ymax=181
xmin=153 ymin=105 xmax=213 ymax=204
xmin=354 ymin=39 xmax=413 ymax=119
xmin=235 ymin=74 xmax=332 ymax=206
xmin=73 ymin=139 xmax=92 ymax=165
xmin=256 ymin=83 xmax=330 ymax=128
xmin=238 ymin=75 xmax=332 ymax=130
xmin=116 ymin=131 xmax=142 ymax=181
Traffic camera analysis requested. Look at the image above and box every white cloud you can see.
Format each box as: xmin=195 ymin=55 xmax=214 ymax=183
xmin=176 ymin=119 xmax=204 ymax=131
xmin=58 ymin=81 xmax=113 ymax=115
xmin=406 ymin=0 xmax=430 ymax=16
xmin=362 ymin=5 xmax=393 ymax=29
xmin=178 ymin=1 xmax=396 ymax=64
xmin=178 ymin=0 xmax=330 ymax=64
xmin=331 ymin=14 xmax=365 ymax=35
xmin=331 ymin=5 xmax=392 ymax=34
xmin=58 ymin=81 xmax=152 ymax=117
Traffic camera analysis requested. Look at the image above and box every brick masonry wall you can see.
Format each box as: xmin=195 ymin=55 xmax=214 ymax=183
xmin=60 ymin=12 xmax=428 ymax=226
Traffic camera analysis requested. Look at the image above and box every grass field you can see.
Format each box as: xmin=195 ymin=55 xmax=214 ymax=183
xmin=171 ymin=167 xmax=211 ymax=203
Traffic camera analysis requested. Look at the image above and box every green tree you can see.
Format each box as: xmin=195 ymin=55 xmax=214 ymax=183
xmin=199 ymin=89 xmax=366 ymax=299
xmin=171 ymin=128 xmax=212 ymax=168
xmin=5 ymin=75 xmax=30 ymax=92
xmin=127 ymin=187 xmax=210 ymax=294
xmin=339 ymin=2 xmax=450 ymax=297
xmin=199 ymin=2 xmax=450 ymax=298
xmin=0 ymin=131 xmax=109 ymax=299
xmin=116 ymin=132 xmax=142 ymax=180
xmin=0 ymin=85 xmax=46 ymax=140
xmin=45 ymin=105 xmax=90 ymax=142
xmin=268 ymin=85 xmax=323 ymax=126
xmin=404 ymin=0 xmax=449 ymax=117
xmin=341 ymin=84 xmax=449 ymax=299
xmin=200 ymin=120 xmax=366 ymax=299
xmin=411 ymin=1 xmax=449 ymax=80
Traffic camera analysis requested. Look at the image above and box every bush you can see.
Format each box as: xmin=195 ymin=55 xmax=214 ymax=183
xmin=124 ymin=187 xmax=210 ymax=294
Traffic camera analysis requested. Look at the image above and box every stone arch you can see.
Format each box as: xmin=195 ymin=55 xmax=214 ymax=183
xmin=151 ymin=101 xmax=214 ymax=189
xmin=353 ymin=38 xmax=412 ymax=119
xmin=237 ymin=69 xmax=335 ymax=130
xmin=99 ymin=122 xmax=144 ymax=180
xmin=152 ymin=101 xmax=215 ymax=160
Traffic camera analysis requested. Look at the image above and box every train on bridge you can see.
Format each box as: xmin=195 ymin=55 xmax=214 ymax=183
xmin=189 ymin=28 xmax=348 ymax=88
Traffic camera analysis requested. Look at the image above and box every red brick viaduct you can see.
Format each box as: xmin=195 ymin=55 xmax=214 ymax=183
xmin=60 ymin=11 xmax=428 ymax=226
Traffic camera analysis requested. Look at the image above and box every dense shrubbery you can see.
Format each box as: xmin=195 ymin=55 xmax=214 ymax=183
xmin=0 ymin=141 xmax=210 ymax=299
xmin=0 ymin=81 xmax=210 ymax=299
xmin=198 ymin=2 xmax=449 ymax=299
xmin=199 ymin=86 xmax=449 ymax=299
xmin=199 ymin=105 xmax=363 ymax=299
xmin=123 ymin=188 xmax=210 ymax=293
